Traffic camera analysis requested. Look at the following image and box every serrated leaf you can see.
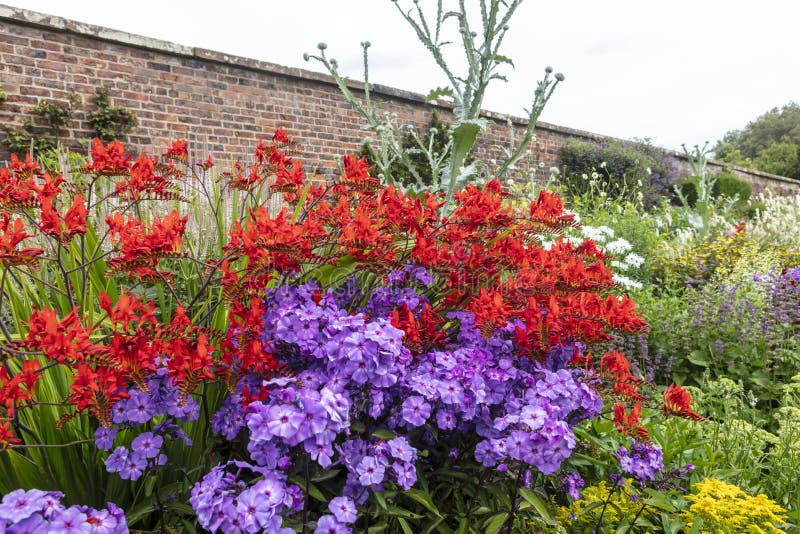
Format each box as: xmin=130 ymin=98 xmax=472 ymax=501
xmin=493 ymin=54 xmax=515 ymax=67
xmin=426 ymin=87 xmax=455 ymax=102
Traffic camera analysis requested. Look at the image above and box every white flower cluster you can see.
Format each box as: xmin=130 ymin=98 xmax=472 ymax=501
xmin=748 ymin=191 xmax=800 ymax=253
xmin=575 ymin=225 xmax=644 ymax=289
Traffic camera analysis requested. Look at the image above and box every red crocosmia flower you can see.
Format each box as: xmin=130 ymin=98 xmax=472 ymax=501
xmin=197 ymin=155 xmax=215 ymax=170
xmin=270 ymin=161 xmax=304 ymax=193
xmin=0 ymin=212 xmax=43 ymax=268
xmin=25 ymin=307 xmax=105 ymax=364
xmin=38 ymin=195 xmax=88 ymax=244
xmin=106 ymin=210 xmax=188 ymax=273
xmin=273 ymin=127 xmax=290 ymax=144
xmin=613 ymin=401 xmax=650 ymax=442
xmin=600 ymin=350 xmax=634 ymax=382
xmin=0 ymin=421 xmax=21 ymax=449
xmin=69 ymin=364 xmax=129 ymax=426
xmin=664 ymin=383 xmax=705 ymax=421
xmin=164 ymin=139 xmax=189 ymax=161
xmin=468 ymin=288 xmax=513 ymax=337
xmin=86 ymin=138 xmax=132 ymax=174
xmin=0 ymin=166 xmax=38 ymax=210
xmin=9 ymin=153 xmax=41 ymax=177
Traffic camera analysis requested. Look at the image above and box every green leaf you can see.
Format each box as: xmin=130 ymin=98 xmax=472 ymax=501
xmin=404 ymin=488 xmax=442 ymax=517
xmin=397 ymin=517 xmax=415 ymax=534
xmin=372 ymin=429 xmax=397 ymax=440
xmin=519 ymin=488 xmax=556 ymax=525
xmin=482 ymin=512 xmax=508 ymax=534
xmin=687 ymin=350 xmax=710 ymax=366
xmin=426 ymin=87 xmax=455 ymax=102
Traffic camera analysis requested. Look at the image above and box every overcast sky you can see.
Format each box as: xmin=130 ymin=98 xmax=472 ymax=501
xmin=6 ymin=0 xmax=798 ymax=152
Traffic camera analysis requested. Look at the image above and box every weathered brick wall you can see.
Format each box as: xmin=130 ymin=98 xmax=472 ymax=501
xmin=1 ymin=4 xmax=797 ymax=195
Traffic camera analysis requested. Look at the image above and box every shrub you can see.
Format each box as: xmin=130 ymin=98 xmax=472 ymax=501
xmin=89 ymin=87 xmax=137 ymax=141
xmin=559 ymin=138 xmax=678 ymax=208
xmin=674 ymin=172 xmax=752 ymax=208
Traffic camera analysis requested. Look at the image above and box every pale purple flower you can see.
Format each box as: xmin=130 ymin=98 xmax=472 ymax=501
xmin=328 ymin=496 xmax=356 ymax=524
xmin=401 ymin=396 xmax=431 ymax=427
xmin=356 ymin=456 xmax=385 ymax=486
xmin=131 ymin=432 xmax=163 ymax=459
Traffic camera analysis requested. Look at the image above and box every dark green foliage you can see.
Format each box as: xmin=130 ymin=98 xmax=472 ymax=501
xmin=360 ymin=111 xmax=452 ymax=188
xmin=32 ymin=94 xmax=81 ymax=134
xmin=4 ymin=120 xmax=57 ymax=156
xmin=715 ymin=102 xmax=800 ymax=179
xmin=0 ymin=86 xmax=6 ymax=104
xmin=676 ymin=172 xmax=752 ymax=208
xmin=754 ymin=142 xmax=800 ymax=178
xmin=714 ymin=172 xmax=751 ymax=202
xmin=4 ymin=94 xmax=80 ymax=156
xmin=89 ymin=87 xmax=137 ymax=142
xmin=559 ymin=138 xmax=678 ymax=208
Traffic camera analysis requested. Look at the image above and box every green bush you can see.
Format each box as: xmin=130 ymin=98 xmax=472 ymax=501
xmin=675 ymin=172 xmax=751 ymax=208
xmin=559 ymin=138 xmax=677 ymax=208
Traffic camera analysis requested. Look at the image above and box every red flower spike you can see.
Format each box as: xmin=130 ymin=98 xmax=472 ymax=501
xmin=0 ymin=212 xmax=43 ymax=267
xmin=0 ymin=422 xmax=21 ymax=449
xmin=25 ymin=308 xmax=105 ymax=364
xmin=164 ymin=139 xmax=189 ymax=161
xmin=613 ymin=401 xmax=650 ymax=442
xmin=0 ymin=167 xmax=38 ymax=211
xmin=86 ymin=138 xmax=132 ymax=175
xmin=664 ymin=383 xmax=705 ymax=421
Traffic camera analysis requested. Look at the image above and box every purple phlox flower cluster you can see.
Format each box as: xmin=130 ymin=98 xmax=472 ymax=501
xmin=562 ymin=472 xmax=585 ymax=500
xmin=110 ymin=367 xmax=200 ymax=427
xmin=190 ymin=461 xmax=297 ymax=534
xmin=259 ymin=283 xmax=411 ymax=390
xmin=247 ymin=383 xmax=350 ymax=469
xmin=311 ymin=495 xmax=358 ymax=533
xmin=335 ymin=437 xmax=418 ymax=503
xmin=398 ymin=332 xmax=599 ymax=475
xmin=105 ymin=431 xmax=167 ymax=481
xmin=617 ymin=440 xmax=664 ymax=482
xmin=0 ymin=489 xmax=127 ymax=533
xmin=212 ymin=374 xmax=262 ymax=440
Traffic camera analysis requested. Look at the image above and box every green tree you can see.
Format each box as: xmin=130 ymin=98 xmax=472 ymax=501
xmin=715 ymin=102 xmax=800 ymax=179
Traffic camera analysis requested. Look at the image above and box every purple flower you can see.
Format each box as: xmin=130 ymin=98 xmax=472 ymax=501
xmin=131 ymin=432 xmax=163 ymax=459
xmin=119 ymin=452 xmax=148 ymax=481
xmin=125 ymin=389 xmax=155 ymax=424
xmin=391 ymin=462 xmax=417 ymax=490
xmin=386 ymin=437 xmax=416 ymax=463
xmin=618 ymin=441 xmax=664 ymax=482
xmin=356 ymin=456 xmax=386 ymax=486
xmin=328 ymin=496 xmax=356 ymax=524
xmin=48 ymin=507 xmax=91 ymax=533
xmin=401 ymin=396 xmax=431 ymax=427
xmin=104 ymin=447 xmax=128 ymax=473
xmin=236 ymin=488 xmax=274 ymax=532
xmin=0 ymin=489 xmax=45 ymax=523
xmin=564 ymin=473 xmax=585 ymax=500
xmin=94 ymin=427 xmax=117 ymax=451
xmin=314 ymin=514 xmax=350 ymax=534
xmin=266 ymin=404 xmax=305 ymax=440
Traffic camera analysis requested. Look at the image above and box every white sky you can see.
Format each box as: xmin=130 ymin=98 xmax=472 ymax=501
xmin=5 ymin=0 xmax=799 ymax=151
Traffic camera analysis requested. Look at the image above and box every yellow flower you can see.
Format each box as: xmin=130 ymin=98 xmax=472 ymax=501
xmin=681 ymin=478 xmax=788 ymax=533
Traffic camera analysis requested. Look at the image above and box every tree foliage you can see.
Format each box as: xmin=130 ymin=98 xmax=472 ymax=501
xmin=715 ymin=102 xmax=800 ymax=179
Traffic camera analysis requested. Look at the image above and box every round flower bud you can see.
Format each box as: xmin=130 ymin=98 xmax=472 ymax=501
xmin=555 ymin=73 xmax=565 ymax=81
xmin=317 ymin=42 xmax=328 ymax=50
xmin=303 ymin=53 xmax=310 ymax=61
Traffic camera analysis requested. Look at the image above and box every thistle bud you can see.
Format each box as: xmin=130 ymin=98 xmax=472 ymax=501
xmin=545 ymin=66 xmax=553 ymax=74
xmin=555 ymin=73 xmax=565 ymax=82
xmin=317 ymin=42 xmax=328 ymax=50
xmin=303 ymin=53 xmax=310 ymax=61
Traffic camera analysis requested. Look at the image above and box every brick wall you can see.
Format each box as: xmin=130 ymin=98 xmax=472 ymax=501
xmin=1 ymin=4 xmax=798 ymax=195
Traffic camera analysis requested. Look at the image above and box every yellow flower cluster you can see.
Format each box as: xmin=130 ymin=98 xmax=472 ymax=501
xmin=681 ymin=478 xmax=788 ymax=533
xmin=652 ymin=230 xmax=796 ymax=288
xmin=555 ymin=480 xmax=656 ymax=533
